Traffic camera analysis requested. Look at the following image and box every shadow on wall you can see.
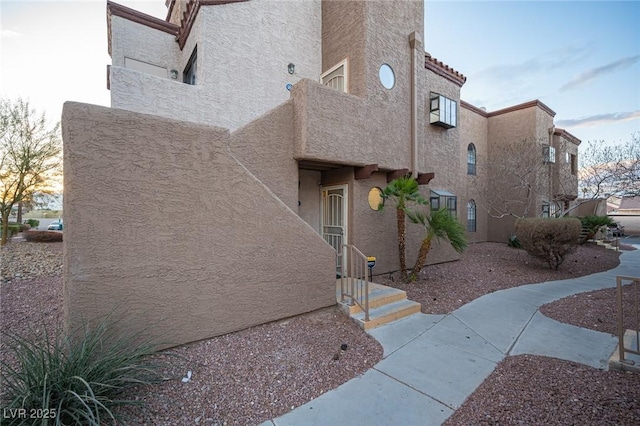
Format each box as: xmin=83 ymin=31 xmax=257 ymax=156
xmin=62 ymin=102 xmax=336 ymax=350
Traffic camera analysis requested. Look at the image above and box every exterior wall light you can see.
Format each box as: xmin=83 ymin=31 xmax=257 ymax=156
xmin=288 ymin=63 xmax=295 ymax=74
xmin=170 ymin=69 xmax=178 ymax=79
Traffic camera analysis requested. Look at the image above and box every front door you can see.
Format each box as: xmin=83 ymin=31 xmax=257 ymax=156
xmin=321 ymin=185 xmax=348 ymax=273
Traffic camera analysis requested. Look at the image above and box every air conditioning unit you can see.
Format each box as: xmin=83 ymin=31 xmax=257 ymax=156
xmin=543 ymin=145 xmax=556 ymax=164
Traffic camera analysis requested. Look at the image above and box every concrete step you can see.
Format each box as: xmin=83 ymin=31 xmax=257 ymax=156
xmin=350 ymin=298 xmax=422 ymax=331
xmin=336 ymin=281 xmax=408 ymax=315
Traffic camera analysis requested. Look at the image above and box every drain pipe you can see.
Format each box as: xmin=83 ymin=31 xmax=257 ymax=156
xmin=548 ymin=125 xmax=555 ymax=213
xmin=409 ymin=32 xmax=420 ymax=178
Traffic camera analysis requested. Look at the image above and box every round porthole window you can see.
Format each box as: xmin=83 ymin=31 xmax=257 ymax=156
xmin=368 ymin=187 xmax=384 ymax=211
xmin=379 ymin=64 xmax=395 ymax=89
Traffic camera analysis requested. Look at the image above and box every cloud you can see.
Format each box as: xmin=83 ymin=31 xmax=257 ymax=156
xmin=1 ymin=29 xmax=22 ymax=39
xmin=556 ymin=111 xmax=640 ymax=128
xmin=472 ymin=44 xmax=591 ymax=82
xmin=560 ymin=55 xmax=640 ymax=91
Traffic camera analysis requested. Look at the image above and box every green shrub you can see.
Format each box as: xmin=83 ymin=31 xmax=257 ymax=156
xmin=7 ymin=224 xmax=22 ymax=233
xmin=515 ymin=217 xmax=582 ymax=270
xmin=24 ymin=230 xmax=63 ymax=243
xmin=579 ymin=215 xmax=615 ymax=242
xmin=507 ymin=234 xmax=522 ymax=248
xmin=1 ymin=318 xmax=163 ymax=425
xmin=25 ymin=219 xmax=40 ymax=228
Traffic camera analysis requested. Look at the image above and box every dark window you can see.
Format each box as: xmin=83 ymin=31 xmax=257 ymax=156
xmin=183 ymin=46 xmax=197 ymax=85
xmin=467 ymin=143 xmax=476 ymax=175
xmin=430 ymin=190 xmax=457 ymax=217
xmin=430 ymin=93 xmax=457 ymax=128
xmin=541 ymin=201 xmax=557 ymax=218
xmin=467 ymin=200 xmax=476 ymax=232
xmin=570 ymin=154 xmax=577 ymax=175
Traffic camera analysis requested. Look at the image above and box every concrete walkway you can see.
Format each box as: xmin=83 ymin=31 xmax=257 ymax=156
xmin=262 ymin=248 xmax=640 ymax=426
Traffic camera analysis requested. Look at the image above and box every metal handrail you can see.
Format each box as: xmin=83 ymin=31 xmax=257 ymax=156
xmin=616 ymin=275 xmax=640 ymax=365
xmin=340 ymin=244 xmax=370 ymax=321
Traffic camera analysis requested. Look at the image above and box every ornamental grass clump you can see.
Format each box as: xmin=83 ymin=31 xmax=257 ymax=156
xmin=515 ymin=217 xmax=582 ymax=270
xmin=1 ymin=317 xmax=163 ymax=425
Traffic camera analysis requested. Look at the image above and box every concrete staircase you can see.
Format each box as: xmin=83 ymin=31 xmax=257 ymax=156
xmin=590 ymin=239 xmax=621 ymax=251
xmin=336 ymin=281 xmax=421 ymax=331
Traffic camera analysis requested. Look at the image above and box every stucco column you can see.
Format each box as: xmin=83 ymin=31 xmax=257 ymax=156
xmin=409 ymin=32 xmax=421 ymax=177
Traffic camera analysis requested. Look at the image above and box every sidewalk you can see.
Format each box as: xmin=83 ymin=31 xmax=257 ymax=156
xmin=261 ymin=248 xmax=640 ymax=426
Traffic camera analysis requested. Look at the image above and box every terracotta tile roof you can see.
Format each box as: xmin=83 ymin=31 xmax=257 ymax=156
xmin=424 ymin=52 xmax=467 ymax=87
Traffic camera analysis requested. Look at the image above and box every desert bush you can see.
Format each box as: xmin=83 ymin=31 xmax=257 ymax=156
xmin=25 ymin=219 xmax=40 ymax=228
xmin=24 ymin=230 xmax=63 ymax=242
xmin=1 ymin=317 xmax=163 ymax=426
xmin=515 ymin=217 xmax=582 ymax=270
xmin=579 ymin=215 xmax=615 ymax=242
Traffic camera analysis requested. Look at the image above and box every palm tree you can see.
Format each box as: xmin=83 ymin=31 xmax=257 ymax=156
xmin=379 ymin=177 xmax=426 ymax=282
xmin=407 ymin=208 xmax=468 ymax=281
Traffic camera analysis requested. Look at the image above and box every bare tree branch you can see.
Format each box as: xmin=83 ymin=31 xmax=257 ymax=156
xmin=0 ymin=98 xmax=62 ymax=244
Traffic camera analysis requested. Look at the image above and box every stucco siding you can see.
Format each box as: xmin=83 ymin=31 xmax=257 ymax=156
xmin=460 ymin=105 xmax=489 ymax=243
xmin=62 ymin=102 xmax=335 ymax=349
xmin=110 ymin=0 xmax=321 ymax=132
xmin=229 ymin=101 xmax=298 ymax=210
xmin=195 ymin=0 xmax=321 ymax=130
xmin=110 ymin=66 xmax=210 ymax=125
xmin=292 ymin=79 xmax=411 ymax=170
xmin=110 ymin=15 xmax=178 ymax=72
xmin=299 ymin=170 xmax=322 ymax=232
xmin=322 ymin=0 xmax=366 ymax=98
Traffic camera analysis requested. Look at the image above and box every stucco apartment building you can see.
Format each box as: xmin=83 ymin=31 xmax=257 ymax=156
xmin=61 ymin=0 xmax=580 ymax=347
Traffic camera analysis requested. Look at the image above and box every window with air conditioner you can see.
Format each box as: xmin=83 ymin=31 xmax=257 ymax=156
xmin=430 ymin=93 xmax=457 ymax=128
xmin=543 ymin=145 xmax=556 ymax=163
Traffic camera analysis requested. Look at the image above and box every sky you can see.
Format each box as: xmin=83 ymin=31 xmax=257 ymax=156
xmin=1 ymin=0 xmax=639 ymax=147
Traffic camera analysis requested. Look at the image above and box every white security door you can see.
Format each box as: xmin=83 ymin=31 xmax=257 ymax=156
xmin=321 ymin=185 xmax=348 ymax=272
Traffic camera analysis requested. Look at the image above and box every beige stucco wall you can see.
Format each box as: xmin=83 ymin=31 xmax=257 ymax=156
xmin=485 ymin=105 xmax=553 ymax=241
xmin=299 ymin=170 xmax=321 ymax=232
xmin=459 ymin=105 xmax=489 ymax=243
xmin=62 ymin=102 xmax=335 ymax=349
xmin=322 ymin=0 xmax=366 ymax=98
xmin=110 ymin=0 xmax=321 ymax=132
xmin=110 ymin=15 xmax=178 ymax=73
xmin=291 ymin=79 xmax=411 ymax=171
xmin=553 ymin=134 xmax=580 ymax=201
xmin=229 ymin=101 xmax=298 ymax=210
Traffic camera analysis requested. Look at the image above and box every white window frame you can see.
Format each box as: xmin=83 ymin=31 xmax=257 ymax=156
xmin=321 ymin=59 xmax=348 ymax=93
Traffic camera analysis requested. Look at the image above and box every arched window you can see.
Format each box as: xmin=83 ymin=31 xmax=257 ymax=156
xmin=467 ymin=200 xmax=476 ymax=232
xmin=467 ymin=143 xmax=476 ymax=175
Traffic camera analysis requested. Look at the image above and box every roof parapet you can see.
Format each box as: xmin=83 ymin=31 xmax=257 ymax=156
xmin=424 ymin=52 xmax=467 ymax=87
xmin=554 ymin=128 xmax=581 ymax=146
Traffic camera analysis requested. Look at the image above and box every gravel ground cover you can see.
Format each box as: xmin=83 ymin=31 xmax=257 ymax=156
xmin=378 ymin=242 xmax=623 ymax=315
xmin=1 ymin=239 xmax=638 ymax=425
